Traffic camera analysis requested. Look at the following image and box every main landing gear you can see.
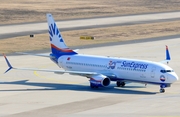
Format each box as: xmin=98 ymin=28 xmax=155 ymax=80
xmin=116 ymin=81 xmax=125 ymax=87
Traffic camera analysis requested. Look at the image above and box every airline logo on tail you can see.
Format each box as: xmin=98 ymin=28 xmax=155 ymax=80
xmin=47 ymin=13 xmax=77 ymax=57
xmin=49 ymin=23 xmax=63 ymax=42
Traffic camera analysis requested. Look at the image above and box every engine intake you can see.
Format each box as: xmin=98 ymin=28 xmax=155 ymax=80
xmin=89 ymin=74 xmax=111 ymax=87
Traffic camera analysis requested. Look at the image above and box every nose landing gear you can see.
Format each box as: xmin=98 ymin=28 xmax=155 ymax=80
xmin=160 ymin=88 xmax=165 ymax=93
xmin=160 ymin=84 xmax=166 ymax=93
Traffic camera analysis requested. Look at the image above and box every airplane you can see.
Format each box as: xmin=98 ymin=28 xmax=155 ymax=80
xmin=3 ymin=13 xmax=178 ymax=93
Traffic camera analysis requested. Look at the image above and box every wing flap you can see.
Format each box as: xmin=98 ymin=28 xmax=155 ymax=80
xmin=14 ymin=67 xmax=97 ymax=75
xmin=16 ymin=52 xmax=54 ymax=58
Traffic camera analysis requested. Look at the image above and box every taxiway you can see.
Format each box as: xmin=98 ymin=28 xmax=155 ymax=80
xmin=1 ymin=11 xmax=180 ymax=39
xmin=0 ymin=37 xmax=180 ymax=117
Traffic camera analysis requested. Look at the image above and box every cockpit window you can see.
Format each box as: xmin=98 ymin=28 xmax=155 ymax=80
xmin=160 ymin=70 xmax=174 ymax=73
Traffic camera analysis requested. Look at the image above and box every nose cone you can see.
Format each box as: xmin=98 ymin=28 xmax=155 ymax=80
xmin=170 ymin=72 xmax=179 ymax=83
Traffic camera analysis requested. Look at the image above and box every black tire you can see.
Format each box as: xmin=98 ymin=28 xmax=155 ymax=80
xmin=117 ymin=81 xmax=125 ymax=87
xmin=116 ymin=81 xmax=121 ymax=87
xmin=121 ymin=82 xmax=125 ymax=87
xmin=160 ymin=88 xmax=165 ymax=93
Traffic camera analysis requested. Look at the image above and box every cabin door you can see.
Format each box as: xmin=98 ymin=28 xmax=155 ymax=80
xmin=58 ymin=56 xmax=65 ymax=68
xmin=151 ymin=66 xmax=156 ymax=78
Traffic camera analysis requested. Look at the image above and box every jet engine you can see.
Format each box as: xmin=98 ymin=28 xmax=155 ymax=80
xmin=89 ymin=74 xmax=111 ymax=88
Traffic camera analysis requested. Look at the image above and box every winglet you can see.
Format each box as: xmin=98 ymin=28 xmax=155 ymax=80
xmin=3 ymin=54 xmax=13 ymax=73
xmin=165 ymin=45 xmax=171 ymax=60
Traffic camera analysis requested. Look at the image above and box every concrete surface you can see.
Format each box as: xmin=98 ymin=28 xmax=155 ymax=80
xmin=0 ymin=37 xmax=180 ymax=117
xmin=1 ymin=11 xmax=180 ymax=39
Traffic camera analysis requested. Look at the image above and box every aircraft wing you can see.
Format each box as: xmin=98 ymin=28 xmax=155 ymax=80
xmin=3 ymin=54 xmax=97 ymax=77
xmin=16 ymin=52 xmax=54 ymax=58
xmin=160 ymin=45 xmax=171 ymax=64
xmin=14 ymin=67 xmax=97 ymax=76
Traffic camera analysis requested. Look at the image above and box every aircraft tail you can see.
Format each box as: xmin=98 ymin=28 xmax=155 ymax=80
xmin=46 ymin=13 xmax=77 ymax=58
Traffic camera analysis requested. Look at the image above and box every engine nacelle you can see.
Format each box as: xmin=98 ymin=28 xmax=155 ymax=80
xmin=89 ymin=74 xmax=111 ymax=87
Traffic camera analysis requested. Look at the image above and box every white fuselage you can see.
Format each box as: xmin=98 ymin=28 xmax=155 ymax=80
xmin=57 ymin=54 xmax=178 ymax=85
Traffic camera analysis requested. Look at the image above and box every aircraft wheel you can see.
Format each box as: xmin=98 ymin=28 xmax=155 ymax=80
xmin=116 ymin=81 xmax=125 ymax=87
xmin=121 ymin=82 xmax=125 ymax=87
xmin=160 ymin=88 xmax=165 ymax=93
xmin=90 ymin=84 xmax=95 ymax=88
xmin=116 ymin=81 xmax=121 ymax=87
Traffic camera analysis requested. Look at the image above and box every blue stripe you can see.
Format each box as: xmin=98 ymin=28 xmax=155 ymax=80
xmin=110 ymin=77 xmax=171 ymax=86
xmin=51 ymin=48 xmax=77 ymax=58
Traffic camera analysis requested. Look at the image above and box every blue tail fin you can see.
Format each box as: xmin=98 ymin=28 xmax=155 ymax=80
xmin=46 ymin=14 xmax=77 ymax=58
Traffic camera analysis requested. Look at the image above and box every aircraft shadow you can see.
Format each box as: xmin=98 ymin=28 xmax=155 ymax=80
xmin=0 ymin=80 xmax=157 ymax=95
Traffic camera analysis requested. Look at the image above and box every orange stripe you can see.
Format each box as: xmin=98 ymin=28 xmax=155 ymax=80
xmin=51 ymin=44 xmax=74 ymax=52
xmin=90 ymin=78 xmax=101 ymax=82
